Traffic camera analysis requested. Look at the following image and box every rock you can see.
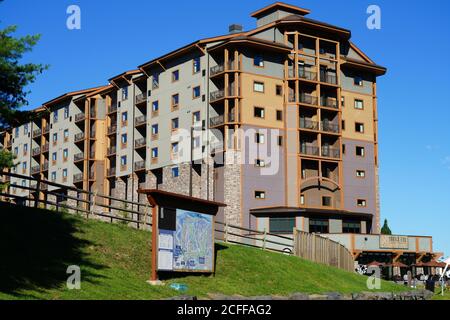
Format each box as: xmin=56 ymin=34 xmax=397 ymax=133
xmin=289 ymin=293 xmax=310 ymax=300
xmin=324 ymin=292 xmax=343 ymax=300
xmin=166 ymin=295 xmax=197 ymax=300
xmin=308 ymin=294 xmax=328 ymax=300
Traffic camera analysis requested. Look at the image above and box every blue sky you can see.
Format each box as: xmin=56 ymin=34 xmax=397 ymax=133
xmin=2 ymin=0 xmax=449 ymax=256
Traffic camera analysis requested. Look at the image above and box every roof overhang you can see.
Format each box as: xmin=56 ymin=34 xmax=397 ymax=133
xmin=207 ymin=36 xmax=291 ymax=53
xmin=251 ymin=2 xmax=311 ymax=18
xmin=108 ymin=70 xmax=141 ymax=87
xmin=250 ymin=206 xmax=373 ymax=220
xmin=342 ymin=58 xmax=387 ymax=76
xmin=43 ymin=86 xmax=106 ymax=107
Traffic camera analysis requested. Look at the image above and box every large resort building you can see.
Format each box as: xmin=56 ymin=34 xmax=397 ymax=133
xmin=0 ymin=3 xmax=440 ymax=267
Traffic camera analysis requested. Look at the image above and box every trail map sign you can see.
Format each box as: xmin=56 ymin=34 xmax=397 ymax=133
xmin=158 ymin=209 xmax=214 ymax=272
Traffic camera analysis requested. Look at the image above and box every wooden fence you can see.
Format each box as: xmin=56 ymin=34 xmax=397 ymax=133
xmin=293 ymin=229 xmax=354 ymax=272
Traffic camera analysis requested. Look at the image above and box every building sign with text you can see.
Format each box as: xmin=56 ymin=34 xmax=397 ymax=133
xmin=379 ymin=235 xmax=409 ymax=249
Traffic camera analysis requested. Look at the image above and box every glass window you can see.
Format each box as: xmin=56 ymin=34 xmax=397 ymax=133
xmin=53 ymin=133 xmax=58 ymax=142
xmin=23 ymin=144 xmax=28 ymax=154
xmin=51 ymin=171 xmax=56 ymax=181
xmin=171 ymin=166 xmax=179 ymax=178
xmin=172 ymin=94 xmax=179 ymax=107
xmin=253 ymin=81 xmax=264 ymax=93
xmin=254 ymin=190 xmax=266 ymax=199
xmin=122 ymin=86 xmax=128 ymax=100
xmin=64 ymin=129 xmax=69 ymax=139
xmin=255 ymin=159 xmax=265 ymax=167
xmin=22 ymin=180 xmax=26 ymax=187
xmin=52 ymin=152 xmax=57 ymax=161
xmin=356 ymin=146 xmax=365 ymax=157
xmin=171 ymin=118 xmax=179 ymax=130
xmin=14 ymin=147 xmax=18 ymax=155
xmin=172 ymin=70 xmax=179 ymax=82
xmin=15 ymin=127 xmax=19 ymax=138
xmin=354 ymin=99 xmax=364 ymax=109
xmin=356 ymin=170 xmax=366 ymax=178
xmin=152 ymin=100 xmax=159 ymax=112
xmin=22 ymin=162 xmax=27 ymax=170
xmin=255 ymin=133 xmax=265 ymax=144
xmin=151 ymin=148 xmax=158 ymax=158
xmin=122 ymin=112 xmax=128 ymax=122
xmin=172 ymin=142 xmax=179 ymax=154
xmin=64 ymin=106 xmax=69 ymax=119
xmin=322 ymin=196 xmax=332 ymax=207
xmin=193 ymin=111 xmax=201 ymax=123
xmin=276 ymin=85 xmax=283 ymax=96
xmin=355 ymin=122 xmax=364 ymax=133
xmin=120 ymin=156 xmax=127 ymax=166
xmin=357 ymin=199 xmax=367 ymax=207
xmin=193 ymin=86 xmax=201 ymax=98
xmin=343 ymin=221 xmax=361 ymax=234
xmin=254 ymin=107 xmax=265 ymax=118
xmin=309 ymin=219 xmax=329 ymax=233
xmin=354 ymin=76 xmax=363 ymax=86
xmin=63 ymin=169 xmax=68 ymax=178
xmin=63 ymin=149 xmax=68 ymax=159
xmin=193 ymin=136 xmax=201 ymax=148
xmin=276 ymin=110 xmax=283 ymax=121
xmin=254 ymin=55 xmax=264 ymax=67
xmin=121 ymin=134 xmax=127 ymax=144
xmin=24 ymin=124 xmax=29 ymax=135
xmin=269 ymin=217 xmax=295 ymax=234
xmin=151 ymin=124 xmax=158 ymax=135
xmin=193 ymin=57 xmax=201 ymax=73
xmin=53 ymin=110 xmax=58 ymax=123
xmin=152 ymin=73 xmax=159 ymax=89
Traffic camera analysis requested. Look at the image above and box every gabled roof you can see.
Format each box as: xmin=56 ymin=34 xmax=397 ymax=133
xmin=207 ymin=35 xmax=291 ymax=53
xmin=108 ymin=69 xmax=142 ymax=85
xmin=73 ymin=84 xmax=115 ymax=102
xmin=251 ymin=2 xmax=311 ymax=18
xmin=43 ymin=86 xmax=106 ymax=107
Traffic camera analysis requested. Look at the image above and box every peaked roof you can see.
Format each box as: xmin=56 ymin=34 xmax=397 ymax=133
xmin=43 ymin=86 xmax=107 ymax=106
xmin=251 ymin=2 xmax=311 ymax=18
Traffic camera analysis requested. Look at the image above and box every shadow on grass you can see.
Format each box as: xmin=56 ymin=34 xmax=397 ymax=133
xmin=0 ymin=202 xmax=105 ymax=298
xmin=158 ymin=242 xmax=228 ymax=281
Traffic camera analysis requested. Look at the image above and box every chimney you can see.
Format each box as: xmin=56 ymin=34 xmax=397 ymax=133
xmin=229 ymin=24 xmax=243 ymax=34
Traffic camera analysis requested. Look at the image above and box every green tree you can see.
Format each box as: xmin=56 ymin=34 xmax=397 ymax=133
xmin=381 ymin=219 xmax=392 ymax=235
xmin=0 ymin=0 xmax=48 ymax=170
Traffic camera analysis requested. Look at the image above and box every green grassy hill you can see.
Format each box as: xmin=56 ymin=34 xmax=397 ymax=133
xmin=0 ymin=203 xmax=411 ymax=300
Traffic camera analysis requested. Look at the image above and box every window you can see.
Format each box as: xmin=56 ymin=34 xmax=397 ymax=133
xmin=300 ymin=194 xmax=305 ymax=205
xmin=322 ymin=196 xmax=332 ymax=207
xmin=354 ymin=99 xmax=364 ymax=110
xmin=63 ymin=169 xmax=68 ymax=177
xmin=254 ymin=54 xmax=264 ymax=67
xmin=64 ymin=129 xmax=69 ymax=141
xmin=276 ymin=110 xmax=283 ymax=121
xmin=193 ymin=86 xmax=201 ymax=99
xmin=354 ymin=76 xmax=363 ymax=86
xmin=121 ymin=86 xmax=128 ymax=100
xmin=53 ymin=133 xmax=58 ymax=143
xmin=356 ymin=146 xmax=365 ymax=157
xmin=342 ymin=120 xmax=346 ymax=130
xmin=120 ymin=156 xmax=127 ymax=166
xmin=192 ymin=111 xmax=201 ymax=124
xmin=269 ymin=217 xmax=295 ymax=234
xmin=357 ymin=199 xmax=367 ymax=207
xmin=254 ymin=107 xmax=265 ymax=118
xmin=121 ymin=112 xmax=128 ymax=125
xmin=63 ymin=149 xmax=68 ymax=161
xmin=151 ymin=147 xmax=158 ymax=158
xmin=172 ymin=94 xmax=179 ymax=109
xmin=52 ymin=152 xmax=57 ymax=162
xmin=64 ymin=106 xmax=69 ymax=119
xmin=277 ymin=136 xmax=283 ymax=146
xmin=53 ymin=110 xmax=58 ymax=123
xmin=171 ymin=142 xmax=179 ymax=154
xmin=355 ymin=122 xmax=365 ymax=133
xmin=253 ymin=81 xmax=264 ymax=93
xmin=171 ymin=118 xmax=179 ymax=131
xmin=121 ymin=134 xmax=127 ymax=145
xmin=51 ymin=171 xmax=56 ymax=181
xmin=24 ymin=124 xmax=29 ymax=135
xmin=356 ymin=170 xmax=366 ymax=178
xmin=151 ymin=124 xmax=159 ymax=136
xmin=341 ymin=96 xmax=345 ymax=108
xmin=21 ymin=180 xmax=26 ymax=187
xmin=14 ymin=147 xmax=18 ymax=155
xmin=152 ymin=73 xmax=159 ymax=89
xmin=309 ymin=219 xmax=329 ymax=233
xmin=22 ymin=161 xmax=27 ymax=171
xmin=343 ymin=221 xmax=361 ymax=234
xmin=255 ymin=133 xmax=265 ymax=144
xmin=254 ymin=190 xmax=266 ymax=199
xmin=255 ymin=159 xmax=265 ymax=167
xmin=152 ymin=100 xmax=159 ymax=113
xmin=193 ymin=136 xmax=201 ymax=148
xmin=23 ymin=144 xmax=28 ymax=155
xmin=15 ymin=127 xmax=19 ymax=138
xmin=171 ymin=166 xmax=179 ymax=178
xmin=342 ymin=144 xmax=346 ymax=155
xmin=193 ymin=57 xmax=201 ymax=74
xmin=276 ymin=85 xmax=283 ymax=96
xmin=172 ymin=70 xmax=179 ymax=82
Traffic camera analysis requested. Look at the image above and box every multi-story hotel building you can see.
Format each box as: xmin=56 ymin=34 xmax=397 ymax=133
xmin=1 ymin=3 xmax=387 ymax=237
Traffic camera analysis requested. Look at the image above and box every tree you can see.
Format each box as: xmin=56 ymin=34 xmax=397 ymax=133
xmin=381 ymin=219 xmax=392 ymax=235
xmin=0 ymin=0 xmax=48 ymax=170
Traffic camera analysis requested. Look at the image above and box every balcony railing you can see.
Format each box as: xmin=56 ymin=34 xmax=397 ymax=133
xmin=89 ymin=130 xmax=96 ymax=139
xmin=288 ymin=68 xmax=317 ymax=81
xmin=89 ymin=150 xmax=95 ymax=159
xmin=300 ymin=118 xmax=319 ymax=131
xmin=135 ymin=93 xmax=147 ymax=105
xmin=107 ymin=146 xmax=116 ymax=156
xmin=73 ymin=173 xmax=83 ymax=183
xmin=74 ymin=153 xmax=84 ymax=162
xmin=210 ymin=64 xmax=225 ymax=76
xmin=321 ymin=146 xmax=340 ymax=158
xmin=321 ymin=121 xmax=340 ymax=133
xmin=135 ymin=115 xmax=146 ymax=126
xmin=107 ymin=126 xmax=117 ymax=135
xmin=107 ymin=167 xmax=116 ymax=177
xmin=43 ymin=126 xmax=50 ymax=134
xmin=209 ymin=112 xmax=238 ymax=127
xmin=299 ymin=93 xmax=318 ymax=105
xmin=135 ymin=138 xmax=146 ymax=149
xmin=33 ymin=129 xmax=42 ymax=138
xmin=320 ymin=73 xmax=337 ymax=85
xmin=108 ymin=104 xmax=118 ymax=114
xmin=210 ymin=86 xmax=240 ymax=102
xmin=89 ymin=170 xmax=95 ymax=180
xmin=134 ymin=160 xmax=145 ymax=171
xmin=321 ymin=97 xmax=338 ymax=109
xmin=300 ymin=145 xmax=320 ymax=156
xmin=74 ymin=132 xmax=85 ymax=142
xmin=42 ymin=143 xmax=49 ymax=153
xmin=41 ymin=162 xmax=49 ymax=171
xmin=32 ymin=147 xmax=41 ymax=156
xmin=90 ymin=109 xmax=97 ymax=118
xmin=75 ymin=113 xmax=85 ymax=122
xmin=31 ymin=165 xmax=40 ymax=174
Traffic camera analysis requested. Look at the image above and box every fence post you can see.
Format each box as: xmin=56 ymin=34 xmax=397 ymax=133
xmin=262 ymin=229 xmax=267 ymax=251
xmin=34 ymin=180 xmax=41 ymax=208
xmin=225 ymin=221 xmax=229 ymax=243
xmin=89 ymin=192 xmax=97 ymax=219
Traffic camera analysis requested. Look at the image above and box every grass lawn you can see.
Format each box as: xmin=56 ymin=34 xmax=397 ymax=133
xmin=0 ymin=203 xmax=409 ymax=300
